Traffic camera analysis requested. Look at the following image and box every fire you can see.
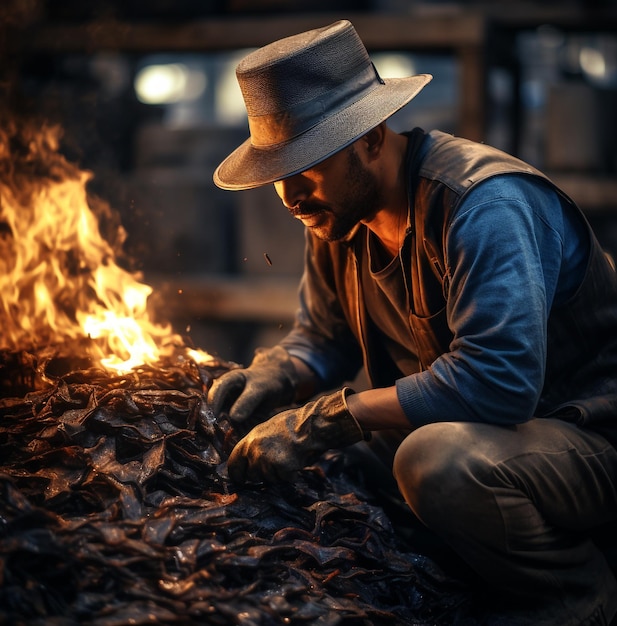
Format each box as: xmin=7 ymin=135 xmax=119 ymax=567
xmin=0 ymin=118 xmax=211 ymax=373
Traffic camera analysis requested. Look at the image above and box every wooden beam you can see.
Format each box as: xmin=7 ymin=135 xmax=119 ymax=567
xmin=24 ymin=11 xmax=485 ymax=53
xmin=150 ymin=274 xmax=299 ymax=322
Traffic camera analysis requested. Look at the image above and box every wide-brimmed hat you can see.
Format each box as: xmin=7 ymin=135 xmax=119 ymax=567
xmin=213 ymin=19 xmax=432 ymax=191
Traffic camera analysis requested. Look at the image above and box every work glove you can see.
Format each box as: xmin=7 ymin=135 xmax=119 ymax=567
xmin=207 ymin=346 xmax=299 ymax=424
xmin=227 ymin=387 xmax=368 ymax=484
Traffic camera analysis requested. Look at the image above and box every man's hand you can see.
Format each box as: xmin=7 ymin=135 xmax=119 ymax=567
xmin=207 ymin=346 xmax=299 ymax=424
xmin=227 ymin=388 xmax=367 ymax=484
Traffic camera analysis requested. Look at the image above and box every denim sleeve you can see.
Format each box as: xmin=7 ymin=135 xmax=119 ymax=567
xmin=397 ymin=177 xmax=575 ymax=426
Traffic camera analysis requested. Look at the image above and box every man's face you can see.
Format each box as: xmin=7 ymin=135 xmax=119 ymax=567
xmin=274 ymin=142 xmax=381 ymax=242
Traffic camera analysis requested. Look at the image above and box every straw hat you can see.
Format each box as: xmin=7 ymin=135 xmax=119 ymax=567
xmin=213 ymin=19 xmax=432 ymax=191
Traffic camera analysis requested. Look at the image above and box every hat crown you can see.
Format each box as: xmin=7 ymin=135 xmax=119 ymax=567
xmin=213 ymin=19 xmax=432 ymax=190
xmin=236 ymin=21 xmax=377 ymax=146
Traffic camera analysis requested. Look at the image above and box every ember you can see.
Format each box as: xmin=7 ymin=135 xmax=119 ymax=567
xmin=0 ymin=118 xmax=478 ymax=624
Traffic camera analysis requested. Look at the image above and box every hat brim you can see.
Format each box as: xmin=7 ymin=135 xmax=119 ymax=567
xmin=213 ymin=74 xmax=432 ymax=191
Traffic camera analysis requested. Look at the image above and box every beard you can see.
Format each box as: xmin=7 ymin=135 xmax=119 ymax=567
xmin=290 ymin=146 xmax=382 ymax=242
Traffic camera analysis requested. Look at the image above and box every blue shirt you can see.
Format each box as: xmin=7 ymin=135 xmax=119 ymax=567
xmin=394 ymin=174 xmax=589 ymax=426
xmin=283 ymin=173 xmax=590 ymax=427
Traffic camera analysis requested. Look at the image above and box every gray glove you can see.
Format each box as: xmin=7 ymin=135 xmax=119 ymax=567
xmin=227 ymin=387 xmax=367 ymax=484
xmin=207 ymin=346 xmax=299 ymax=424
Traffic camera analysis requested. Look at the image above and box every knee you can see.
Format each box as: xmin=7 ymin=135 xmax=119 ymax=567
xmin=393 ymin=422 xmax=486 ymax=525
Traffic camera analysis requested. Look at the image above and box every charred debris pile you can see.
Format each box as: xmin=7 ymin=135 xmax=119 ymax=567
xmin=0 ymin=352 xmax=477 ymax=625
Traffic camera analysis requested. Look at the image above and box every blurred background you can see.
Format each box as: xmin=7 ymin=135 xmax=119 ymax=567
xmin=1 ymin=0 xmax=616 ymax=365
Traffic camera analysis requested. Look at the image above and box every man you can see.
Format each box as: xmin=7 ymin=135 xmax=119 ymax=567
xmin=208 ymin=19 xmax=617 ymax=625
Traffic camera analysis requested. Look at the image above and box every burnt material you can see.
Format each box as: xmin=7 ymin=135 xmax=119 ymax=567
xmin=0 ymin=355 xmax=476 ymax=624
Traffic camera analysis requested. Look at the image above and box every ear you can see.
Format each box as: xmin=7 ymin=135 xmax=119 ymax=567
xmin=361 ymin=122 xmax=386 ymax=161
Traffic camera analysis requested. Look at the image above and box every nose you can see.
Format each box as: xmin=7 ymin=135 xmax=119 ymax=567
xmin=274 ymin=174 xmax=309 ymax=210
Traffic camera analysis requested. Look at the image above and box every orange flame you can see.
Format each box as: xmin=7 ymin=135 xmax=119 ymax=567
xmin=0 ymin=119 xmax=210 ymax=373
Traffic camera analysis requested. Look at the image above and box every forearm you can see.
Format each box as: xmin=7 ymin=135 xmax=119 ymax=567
xmin=346 ymin=386 xmax=412 ymax=431
xmin=291 ymin=356 xmax=410 ymax=432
